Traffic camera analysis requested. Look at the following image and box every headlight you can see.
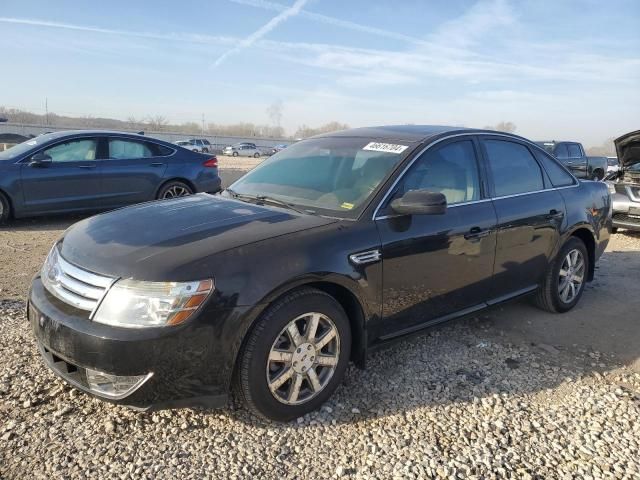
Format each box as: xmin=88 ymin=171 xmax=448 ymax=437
xmin=93 ymin=278 xmax=213 ymax=328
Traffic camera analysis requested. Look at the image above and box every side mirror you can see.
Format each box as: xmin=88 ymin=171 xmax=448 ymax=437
xmin=390 ymin=190 xmax=447 ymax=215
xmin=29 ymin=152 xmax=53 ymax=167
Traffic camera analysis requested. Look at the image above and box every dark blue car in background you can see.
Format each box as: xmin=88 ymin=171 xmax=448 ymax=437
xmin=0 ymin=130 xmax=221 ymax=223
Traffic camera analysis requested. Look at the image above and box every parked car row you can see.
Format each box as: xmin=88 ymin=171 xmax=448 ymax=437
xmin=27 ymin=125 xmax=612 ymax=421
xmin=0 ymin=130 xmax=221 ymax=223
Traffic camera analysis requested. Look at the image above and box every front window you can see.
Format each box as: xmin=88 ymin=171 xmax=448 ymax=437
xmin=44 ymin=138 xmax=98 ymax=162
xmin=228 ymin=137 xmax=412 ymax=218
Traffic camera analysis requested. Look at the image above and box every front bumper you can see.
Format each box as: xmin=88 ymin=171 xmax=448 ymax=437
xmin=611 ymin=191 xmax=640 ymax=231
xmin=28 ymin=276 xmax=238 ymax=410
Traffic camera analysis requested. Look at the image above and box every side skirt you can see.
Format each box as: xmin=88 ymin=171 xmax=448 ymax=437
xmin=375 ymin=285 xmax=539 ymax=344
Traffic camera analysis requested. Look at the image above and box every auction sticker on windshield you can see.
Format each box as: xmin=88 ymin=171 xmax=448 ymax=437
xmin=363 ymin=142 xmax=409 ymax=154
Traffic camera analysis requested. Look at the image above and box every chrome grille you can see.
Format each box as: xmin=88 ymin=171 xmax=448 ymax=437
xmin=41 ymin=245 xmax=115 ymax=312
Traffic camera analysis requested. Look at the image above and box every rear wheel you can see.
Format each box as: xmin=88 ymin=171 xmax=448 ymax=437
xmin=253 ymin=152 xmax=260 ymax=158
xmin=533 ymin=237 xmax=589 ymax=313
xmin=157 ymin=181 xmax=193 ymax=200
xmin=235 ymin=288 xmax=351 ymax=421
xmin=592 ymin=169 xmax=604 ymax=180
xmin=0 ymin=192 xmax=10 ymax=225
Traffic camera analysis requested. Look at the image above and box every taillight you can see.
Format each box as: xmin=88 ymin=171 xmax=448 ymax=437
xmin=203 ymin=157 xmax=218 ymax=168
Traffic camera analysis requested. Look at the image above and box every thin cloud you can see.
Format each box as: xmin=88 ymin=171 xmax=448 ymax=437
xmin=212 ymin=0 xmax=308 ymax=68
xmin=0 ymin=16 xmax=235 ymax=46
xmin=228 ymin=0 xmax=429 ymax=45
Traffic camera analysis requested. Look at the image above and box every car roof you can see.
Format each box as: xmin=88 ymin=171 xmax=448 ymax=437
xmin=313 ymin=125 xmax=530 ymax=144
xmin=31 ymin=130 xmax=175 ymax=147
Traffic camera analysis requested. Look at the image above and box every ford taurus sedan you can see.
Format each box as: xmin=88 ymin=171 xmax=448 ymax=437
xmin=29 ymin=125 xmax=611 ymax=421
xmin=0 ymin=131 xmax=221 ymax=223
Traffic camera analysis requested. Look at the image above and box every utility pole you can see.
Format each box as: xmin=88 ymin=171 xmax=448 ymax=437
xmin=45 ymin=98 xmax=49 ymax=125
xmin=201 ymin=113 xmax=205 ymax=136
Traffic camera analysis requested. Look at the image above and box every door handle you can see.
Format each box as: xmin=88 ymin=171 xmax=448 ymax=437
xmin=150 ymin=162 xmax=164 ymax=167
xmin=546 ymin=209 xmax=564 ymax=220
xmin=464 ymin=227 xmax=491 ymax=240
xmin=77 ymin=164 xmax=97 ymax=169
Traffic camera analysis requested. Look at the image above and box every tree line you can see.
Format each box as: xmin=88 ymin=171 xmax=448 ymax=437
xmin=0 ymin=106 xmax=349 ymax=140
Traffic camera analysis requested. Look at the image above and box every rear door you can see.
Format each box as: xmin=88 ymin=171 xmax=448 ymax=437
xmin=20 ymin=137 xmax=103 ymax=213
xmin=480 ymin=137 xmax=566 ymax=299
xmin=99 ymin=137 xmax=169 ymax=207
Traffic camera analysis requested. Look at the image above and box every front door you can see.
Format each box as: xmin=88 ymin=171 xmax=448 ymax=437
xmin=375 ymin=138 xmax=497 ymax=339
xmin=480 ymin=137 xmax=566 ymax=298
xmin=20 ymin=137 xmax=102 ymax=213
xmin=566 ymin=143 xmax=588 ymax=178
xmin=99 ymin=137 xmax=168 ymax=207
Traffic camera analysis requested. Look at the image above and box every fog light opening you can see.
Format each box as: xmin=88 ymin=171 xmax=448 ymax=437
xmin=85 ymin=369 xmax=153 ymax=400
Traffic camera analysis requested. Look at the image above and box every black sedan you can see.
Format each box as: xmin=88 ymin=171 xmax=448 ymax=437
xmin=28 ymin=126 xmax=611 ymax=421
xmin=0 ymin=130 xmax=221 ymax=223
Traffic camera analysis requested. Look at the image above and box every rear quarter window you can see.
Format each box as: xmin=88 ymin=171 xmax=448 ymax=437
xmin=534 ymin=149 xmax=576 ymax=187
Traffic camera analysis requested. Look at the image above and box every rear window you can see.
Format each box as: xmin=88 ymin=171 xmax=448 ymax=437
xmin=483 ymin=140 xmax=544 ymax=197
xmin=534 ymin=149 xmax=576 ymax=187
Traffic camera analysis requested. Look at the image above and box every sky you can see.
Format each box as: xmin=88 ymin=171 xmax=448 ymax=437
xmin=1 ymin=0 xmax=639 ymax=146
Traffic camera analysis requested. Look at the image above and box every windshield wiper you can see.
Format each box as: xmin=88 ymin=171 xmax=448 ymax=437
xmin=225 ymin=188 xmax=314 ymax=215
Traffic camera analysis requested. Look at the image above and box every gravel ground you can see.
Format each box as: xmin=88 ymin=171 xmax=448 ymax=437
xmin=1 ymin=299 xmax=638 ymax=479
xmin=1 ymin=200 xmax=639 ymax=478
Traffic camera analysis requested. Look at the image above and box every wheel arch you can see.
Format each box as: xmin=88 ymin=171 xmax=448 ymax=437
xmin=232 ymin=278 xmax=369 ymax=382
xmin=568 ymin=227 xmax=596 ymax=281
xmin=155 ymin=177 xmax=197 ymax=198
xmin=0 ymin=188 xmax=13 ymax=219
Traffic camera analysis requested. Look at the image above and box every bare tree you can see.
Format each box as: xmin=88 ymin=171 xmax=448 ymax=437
xmin=586 ymin=138 xmax=616 ymax=156
xmin=294 ymin=121 xmax=349 ymax=139
xmin=146 ymin=115 xmax=169 ymax=132
xmin=266 ymin=100 xmax=284 ymax=128
xmin=484 ymin=121 xmax=517 ymax=133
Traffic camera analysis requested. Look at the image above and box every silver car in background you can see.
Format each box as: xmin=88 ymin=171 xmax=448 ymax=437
xmin=223 ymin=143 xmax=261 ymax=158
xmin=606 ymin=130 xmax=640 ymax=232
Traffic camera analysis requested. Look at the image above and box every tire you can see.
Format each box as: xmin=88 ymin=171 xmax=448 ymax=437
xmin=0 ymin=191 xmax=10 ymax=225
xmin=253 ymin=152 xmax=260 ymax=158
xmin=592 ymin=169 xmax=604 ymax=181
xmin=202 ymin=148 xmax=209 ymax=153
xmin=156 ymin=181 xmax=193 ymax=200
xmin=232 ymin=151 xmax=239 ymax=157
xmin=611 ymin=227 xmax=618 ymax=234
xmin=235 ymin=287 xmax=351 ymax=422
xmin=533 ymin=236 xmax=589 ymax=313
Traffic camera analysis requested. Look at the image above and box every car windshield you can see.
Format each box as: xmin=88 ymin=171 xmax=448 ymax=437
xmin=228 ymin=137 xmax=411 ymax=218
xmin=0 ymin=137 xmax=43 ymax=160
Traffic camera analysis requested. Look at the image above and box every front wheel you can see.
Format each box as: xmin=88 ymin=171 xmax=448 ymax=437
xmin=235 ymin=288 xmax=351 ymax=421
xmin=592 ymin=169 xmax=604 ymax=181
xmin=533 ymin=237 xmax=589 ymax=313
xmin=0 ymin=192 xmax=10 ymax=225
xmin=232 ymin=151 xmax=238 ymax=157
xmin=253 ymin=152 xmax=260 ymax=158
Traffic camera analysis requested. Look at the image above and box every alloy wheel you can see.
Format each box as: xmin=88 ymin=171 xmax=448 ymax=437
xmin=162 ymin=186 xmax=190 ymax=199
xmin=558 ymin=248 xmax=585 ymax=303
xmin=266 ymin=312 xmax=340 ymax=405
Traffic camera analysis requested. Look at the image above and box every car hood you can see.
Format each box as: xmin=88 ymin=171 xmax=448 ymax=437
xmin=615 ymin=130 xmax=640 ymax=169
xmin=60 ymin=194 xmax=337 ymax=281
